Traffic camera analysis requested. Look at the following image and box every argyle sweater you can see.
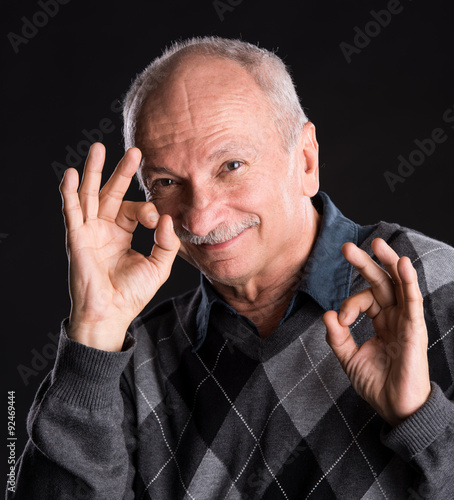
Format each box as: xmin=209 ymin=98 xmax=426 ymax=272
xmin=9 ymin=222 xmax=454 ymax=500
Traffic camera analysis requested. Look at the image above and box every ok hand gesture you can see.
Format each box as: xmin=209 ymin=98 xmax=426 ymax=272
xmin=324 ymin=238 xmax=431 ymax=427
xmin=60 ymin=143 xmax=180 ymax=351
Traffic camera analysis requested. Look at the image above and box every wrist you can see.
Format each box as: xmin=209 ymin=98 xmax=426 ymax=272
xmin=67 ymin=317 xmax=130 ymax=352
xmin=385 ymin=383 xmax=432 ymax=428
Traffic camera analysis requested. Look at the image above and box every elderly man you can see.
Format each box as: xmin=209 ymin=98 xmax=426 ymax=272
xmin=9 ymin=37 xmax=454 ymax=499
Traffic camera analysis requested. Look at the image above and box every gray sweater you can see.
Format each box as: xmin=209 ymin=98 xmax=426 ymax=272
xmin=7 ymin=221 xmax=454 ymax=499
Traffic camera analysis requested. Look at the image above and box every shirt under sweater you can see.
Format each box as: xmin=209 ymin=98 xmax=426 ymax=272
xmin=8 ymin=193 xmax=454 ymax=499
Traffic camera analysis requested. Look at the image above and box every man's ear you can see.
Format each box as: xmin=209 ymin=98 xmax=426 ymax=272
xmin=295 ymin=122 xmax=319 ymax=197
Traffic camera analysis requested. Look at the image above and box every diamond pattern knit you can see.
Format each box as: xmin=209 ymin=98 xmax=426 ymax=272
xmin=9 ymin=222 xmax=454 ymax=499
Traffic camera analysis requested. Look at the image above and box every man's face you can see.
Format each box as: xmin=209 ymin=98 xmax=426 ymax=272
xmin=135 ymin=55 xmax=318 ymax=287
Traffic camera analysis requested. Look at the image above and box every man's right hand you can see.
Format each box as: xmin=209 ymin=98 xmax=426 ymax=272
xmin=59 ymin=142 xmax=180 ymax=351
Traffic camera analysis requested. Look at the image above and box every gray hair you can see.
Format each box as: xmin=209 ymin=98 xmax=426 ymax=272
xmin=122 ymin=36 xmax=308 ymax=169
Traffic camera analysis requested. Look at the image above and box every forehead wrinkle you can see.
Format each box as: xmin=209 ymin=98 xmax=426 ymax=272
xmin=140 ymin=128 xmax=238 ymax=175
xmin=178 ymin=75 xmax=197 ymax=133
xmin=138 ymin=73 xmax=270 ymax=144
xmin=146 ymin=98 xmax=261 ymax=137
xmin=142 ymin=123 xmax=233 ymax=155
xmin=207 ymin=141 xmax=258 ymax=162
xmin=139 ymin=123 xmax=215 ymax=153
xmin=139 ymin=103 xmax=261 ymax=155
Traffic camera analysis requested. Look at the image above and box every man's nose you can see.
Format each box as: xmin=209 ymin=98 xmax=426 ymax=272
xmin=179 ymin=185 xmax=222 ymax=237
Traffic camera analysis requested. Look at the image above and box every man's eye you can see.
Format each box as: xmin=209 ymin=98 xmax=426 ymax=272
xmin=224 ymin=160 xmax=244 ymax=172
xmin=153 ymin=179 xmax=175 ymax=188
xmin=146 ymin=178 xmax=176 ymax=198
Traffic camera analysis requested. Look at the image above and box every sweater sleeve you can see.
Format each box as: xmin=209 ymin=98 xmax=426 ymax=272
xmin=377 ymin=226 xmax=454 ymax=497
xmin=381 ymin=382 xmax=454 ymax=498
xmin=6 ymin=320 xmax=137 ymax=500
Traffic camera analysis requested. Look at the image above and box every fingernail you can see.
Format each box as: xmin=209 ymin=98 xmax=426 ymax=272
xmin=149 ymin=212 xmax=160 ymax=222
xmin=339 ymin=311 xmax=347 ymax=323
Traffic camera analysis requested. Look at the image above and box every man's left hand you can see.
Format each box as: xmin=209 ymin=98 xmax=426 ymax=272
xmin=324 ymin=238 xmax=431 ymax=427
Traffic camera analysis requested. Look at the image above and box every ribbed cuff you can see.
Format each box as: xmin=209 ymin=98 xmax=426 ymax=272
xmin=381 ymin=382 xmax=454 ymax=461
xmin=48 ymin=319 xmax=136 ymax=410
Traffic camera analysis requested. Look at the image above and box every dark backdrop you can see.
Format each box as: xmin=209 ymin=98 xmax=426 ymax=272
xmin=2 ymin=0 xmax=453 ymax=481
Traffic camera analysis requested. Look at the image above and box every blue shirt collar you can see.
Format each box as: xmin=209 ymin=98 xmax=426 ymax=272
xmin=193 ymin=191 xmax=361 ymax=351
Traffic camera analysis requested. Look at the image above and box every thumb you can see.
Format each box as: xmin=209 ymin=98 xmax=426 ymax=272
xmin=148 ymin=214 xmax=180 ymax=282
xmin=324 ymin=310 xmax=359 ymax=370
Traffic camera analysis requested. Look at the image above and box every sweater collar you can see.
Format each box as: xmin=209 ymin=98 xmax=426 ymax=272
xmin=193 ymin=191 xmax=359 ymax=351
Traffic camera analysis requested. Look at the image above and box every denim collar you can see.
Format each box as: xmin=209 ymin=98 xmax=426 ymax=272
xmin=193 ymin=191 xmax=364 ymax=351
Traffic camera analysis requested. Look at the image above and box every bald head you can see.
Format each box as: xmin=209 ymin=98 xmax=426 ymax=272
xmin=122 ymin=36 xmax=308 ymax=167
xmin=134 ymin=54 xmax=275 ymax=157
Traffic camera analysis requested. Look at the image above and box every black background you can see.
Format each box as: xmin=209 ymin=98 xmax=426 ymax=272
xmin=1 ymin=0 xmax=453 ymax=482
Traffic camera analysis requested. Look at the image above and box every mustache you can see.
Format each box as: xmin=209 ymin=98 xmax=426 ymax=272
xmin=175 ymin=215 xmax=260 ymax=245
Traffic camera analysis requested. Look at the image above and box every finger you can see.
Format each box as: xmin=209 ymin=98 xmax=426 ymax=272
xmin=60 ymin=168 xmax=84 ymax=232
xmin=116 ymin=201 xmax=160 ymax=233
xmin=342 ymin=242 xmax=395 ymax=307
xmin=371 ymin=238 xmax=404 ymax=307
xmin=397 ymin=256 xmax=425 ymax=322
xmin=338 ymin=288 xmax=381 ymax=326
xmin=324 ymin=310 xmax=359 ymax=370
xmin=148 ymin=215 xmax=181 ymax=282
xmin=78 ymin=143 xmax=106 ymax=220
xmin=98 ymin=147 xmax=142 ymax=222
